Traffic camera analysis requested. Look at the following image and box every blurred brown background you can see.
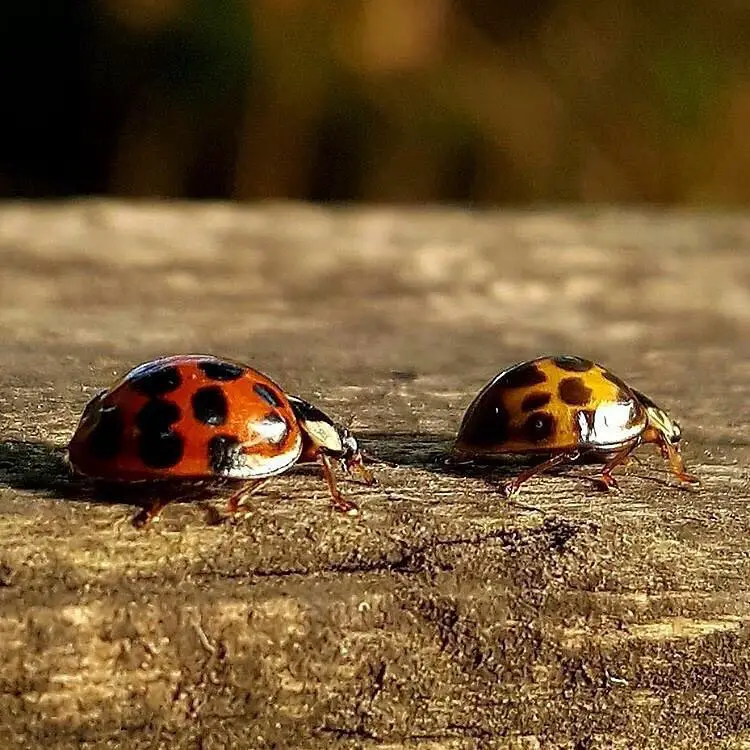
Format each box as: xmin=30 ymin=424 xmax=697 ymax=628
xmin=3 ymin=0 xmax=749 ymax=204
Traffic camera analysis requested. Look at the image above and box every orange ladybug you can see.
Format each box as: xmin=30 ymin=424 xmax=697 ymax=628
xmin=452 ymin=355 xmax=698 ymax=496
xmin=68 ymin=355 xmax=374 ymax=525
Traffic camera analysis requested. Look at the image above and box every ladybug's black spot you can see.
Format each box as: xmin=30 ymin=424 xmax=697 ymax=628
xmin=552 ymin=356 xmax=594 ymax=373
xmin=208 ymin=434 xmax=241 ymax=474
xmin=130 ymin=365 xmax=182 ymax=397
xmin=521 ymin=391 xmax=552 ymax=412
xmin=192 ymin=386 xmax=228 ymax=426
xmin=87 ymin=405 xmax=124 ymax=460
xmin=500 ymin=363 xmax=547 ymax=389
xmin=558 ymin=377 xmax=593 ymax=406
xmin=254 ymin=383 xmax=284 ymax=408
xmin=135 ymin=399 xmax=183 ymax=468
xmin=198 ymin=359 xmax=245 ymax=381
xmin=138 ymin=430 xmax=184 ymax=469
xmin=460 ymin=399 xmax=510 ymax=445
xmin=522 ymin=412 xmax=556 ymax=443
xmin=135 ymin=399 xmax=181 ymax=433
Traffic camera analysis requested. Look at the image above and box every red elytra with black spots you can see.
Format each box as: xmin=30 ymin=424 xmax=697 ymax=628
xmin=67 ymin=355 xmax=374 ymax=523
xmin=452 ymin=355 xmax=698 ymax=495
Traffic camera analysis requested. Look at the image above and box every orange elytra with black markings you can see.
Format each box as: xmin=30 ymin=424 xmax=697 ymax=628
xmin=452 ymin=355 xmax=698 ymax=496
xmin=67 ymin=354 xmax=374 ymax=525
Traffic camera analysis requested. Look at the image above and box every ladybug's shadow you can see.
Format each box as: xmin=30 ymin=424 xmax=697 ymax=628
xmin=0 ymin=440 xmax=229 ymax=517
xmin=359 ymin=430 xmax=691 ymax=492
xmin=360 ymin=430 xmax=454 ymax=470
xmin=360 ymin=430 xmax=523 ymax=482
xmin=0 ymin=439 xmax=83 ymax=498
xmin=0 ymin=433 xmax=518 ymax=503
xmin=0 ymin=434 xmax=689 ymax=517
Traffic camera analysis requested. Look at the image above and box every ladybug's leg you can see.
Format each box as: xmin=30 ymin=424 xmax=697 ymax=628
xmin=659 ymin=440 xmax=699 ymax=485
xmin=132 ymin=498 xmax=169 ymax=529
xmin=343 ymin=453 xmax=377 ymax=486
xmin=502 ymin=451 xmax=580 ymax=497
xmin=225 ymin=478 xmax=272 ymax=515
xmin=320 ymin=453 xmax=359 ymax=514
xmin=592 ymin=445 xmax=635 ymax=491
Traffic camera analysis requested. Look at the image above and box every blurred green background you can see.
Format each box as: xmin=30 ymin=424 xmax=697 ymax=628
xmin=3 ymin=0 xmax=749 ymax=204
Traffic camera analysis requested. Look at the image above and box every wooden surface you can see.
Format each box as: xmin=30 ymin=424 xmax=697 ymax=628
xmin=0 ymin=201 xmax=749 ymax=749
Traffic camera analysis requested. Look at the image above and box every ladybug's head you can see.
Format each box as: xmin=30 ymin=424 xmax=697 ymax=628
xmin=634 ymin=389 xmax=682 ymax=446
xmin=633 ymin=388 xmax=699 ymax=486
xmin=336 ymin=426 xmax=376 ymax=485
xmin=288 ymin=396 xmax=375 ymax=485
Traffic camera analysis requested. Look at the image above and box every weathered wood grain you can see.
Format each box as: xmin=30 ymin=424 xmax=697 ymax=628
xmin=1 ymin=202 xmax=749 ymax=749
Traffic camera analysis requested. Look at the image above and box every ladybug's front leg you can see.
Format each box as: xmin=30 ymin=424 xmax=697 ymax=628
xmin=319 ymin=453 xmax=359 ymax=515
xmin=225 ymin=477 xmax=272 ymax=515
xmin=659 ymin=441 xmax=700 ymax=485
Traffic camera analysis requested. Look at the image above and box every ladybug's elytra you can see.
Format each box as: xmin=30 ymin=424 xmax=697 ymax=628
xmin=452 ymin=355 xmax=698 ymax=495
xmin=67 ymin=355 xmax=374 ymax=525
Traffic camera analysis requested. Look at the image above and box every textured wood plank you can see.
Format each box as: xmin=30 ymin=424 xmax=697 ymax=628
xmin=0 ymin=201 xmax=749 ymax=748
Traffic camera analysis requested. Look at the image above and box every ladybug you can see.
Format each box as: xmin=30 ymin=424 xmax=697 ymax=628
xmin=67 ymin=354 xmax=374 ymax=525
xmin=452 ymin=355 xmax=698 ymax=496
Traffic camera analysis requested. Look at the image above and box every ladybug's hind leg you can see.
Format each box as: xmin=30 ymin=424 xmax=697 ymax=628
xmin=502 ymin=450 xmax=580 ymax=498
xmin=131 ymin=481 xmax=217 ymax=528
xmin=132 ymin=497 xmax=169 ymax=529
xmin=319 ymin=453 xmax=359 ymax=515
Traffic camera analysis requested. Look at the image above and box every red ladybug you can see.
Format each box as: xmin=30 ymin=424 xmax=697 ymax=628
xmin=67 ymin=355 xmax=374 ymax=525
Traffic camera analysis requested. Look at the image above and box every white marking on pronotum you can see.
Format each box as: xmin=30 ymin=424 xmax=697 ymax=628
xmin=286 ymin=395 xmax=344 ymax=453
xmin=577 ymin=402 xmax=642 ymax=447
xmin=303 ymin=418 xmax=343 ymax=452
